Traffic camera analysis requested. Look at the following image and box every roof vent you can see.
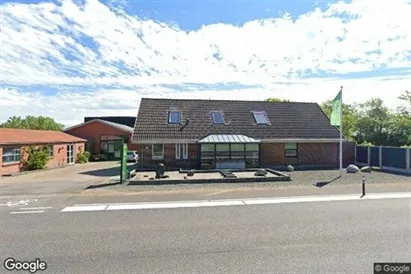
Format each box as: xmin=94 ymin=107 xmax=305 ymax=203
xmin=179 ymin=119 xmax=190 ymax=131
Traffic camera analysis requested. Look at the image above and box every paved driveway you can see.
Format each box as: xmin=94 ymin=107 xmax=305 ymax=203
xmin=0 ymin=161 xmax=136 ymax=196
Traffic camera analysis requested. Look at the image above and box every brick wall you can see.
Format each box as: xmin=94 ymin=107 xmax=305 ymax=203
xmin=65 ymin=121 xmax=137 ymax=154
xmin=134 ymin=142 xmax=355 ymax=170
xmin=260 ymin=142 xmax=353 ymax=168
xmin=298 ymin=143 xmax=338 ymax=166
xmin=260 ymin=143 xmax=285 ymax=167
xmin=0 ymin=142 xmax=85 ymax=175
xmin=139 ymin=143 xmax=198 ymax=170
xmin=342 ymin=141 xmax=355 ymax=166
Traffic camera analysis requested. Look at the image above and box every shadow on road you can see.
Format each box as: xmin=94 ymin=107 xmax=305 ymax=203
xmin=85 ymin=181 xmax=122 ymax=189
xmin=79 ymin=163 xmax=137 ymax=177
xmin=313 ymin=176 xmax=341 ymax=188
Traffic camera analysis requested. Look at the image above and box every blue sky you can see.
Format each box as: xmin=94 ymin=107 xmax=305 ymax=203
xmin=119 ymin=0 xmax=331 ymax=30
xmin=0 ymin=0 xmax=410 ymax=126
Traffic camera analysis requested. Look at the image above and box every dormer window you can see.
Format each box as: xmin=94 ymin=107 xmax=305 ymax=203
xmin=253 ymin=111 xmax=269 ymax=125
xmin=168 ymin=111 xmax=181 ymax=124
xmin=212 ymin=111 xmax=225 ymax=124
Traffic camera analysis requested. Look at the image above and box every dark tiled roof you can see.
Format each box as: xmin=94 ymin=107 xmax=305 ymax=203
xmin=133 ymin=98 xmax=341 ymax=141
xmin=84 ymin=116 xmax=136 ymax=128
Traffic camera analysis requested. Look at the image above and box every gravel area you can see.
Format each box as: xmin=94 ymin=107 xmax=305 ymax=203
xmin=88 ymin=169 xmax=409 ymax=193
xmin=284 ymin=169 xmax=410 ymax=186
xmin=134 ymin=170 xmax=278 ymax=181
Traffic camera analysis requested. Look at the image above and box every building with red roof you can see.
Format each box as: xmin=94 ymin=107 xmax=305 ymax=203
xmin=0 ymin=128 xmax=86 ymax=175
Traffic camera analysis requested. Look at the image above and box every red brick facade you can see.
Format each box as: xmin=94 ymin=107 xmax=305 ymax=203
xmin=297 ymin=143 xmax=338 ymax=165
xmin=65 ymin=121 xmax=137 ymax=154
xmin=260 ymin=143 xmax=285 ymax=167
xmin=139 ymin=143 xmax=198 ymax=170
xmin=137 ymin=142 xmax=355 ymax=170
xmin=0 ymin=142 xmax=85 ymax=175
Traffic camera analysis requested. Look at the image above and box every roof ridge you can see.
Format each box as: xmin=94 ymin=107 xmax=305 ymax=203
xmin=140 ymin=98 xmax=318 ymax=104
xmin=0 ymin=128 xmax=68 ymax=133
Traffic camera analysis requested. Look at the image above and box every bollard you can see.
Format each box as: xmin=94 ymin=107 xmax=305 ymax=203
xmin=362 ymin=174 xmax=366 ymax=197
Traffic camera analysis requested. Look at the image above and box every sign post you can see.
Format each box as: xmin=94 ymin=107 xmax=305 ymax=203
xmin=120 ymin=142 xmax=128 ymax=183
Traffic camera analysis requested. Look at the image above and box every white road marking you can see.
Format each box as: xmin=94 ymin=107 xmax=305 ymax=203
xmin=0 ymin=199 xmax=38 ymax=207
xmin=362 ymin=192 xmax=411 ymax=200
xmin=60 ymin=192 xmax=411 ymax=213
xmin=106 ymin=200 xmax=244 ymax=211
xmin=10 ymin=211 xmax=44 ymax=214
xmin=243 ymin=195 xmax=360 ymax=205
xmin=20 ymin=207 xmax=52 ymax=210
xmin=61 ymin=205 xmax=108 ymax=212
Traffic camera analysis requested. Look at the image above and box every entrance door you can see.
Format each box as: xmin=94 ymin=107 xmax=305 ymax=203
xmin=67 ymin=144 xmax=74 ymax=164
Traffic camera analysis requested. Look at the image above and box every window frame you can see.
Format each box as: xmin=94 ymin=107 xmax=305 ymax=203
xmin=168 ymin=111 xmax=181 ymax=124
xmin=2 ymin=147 xmax=21 ymax=164
xmin=212 ymin=111 xmax=225 ymax=124
xmin=175 ymin=143 xmax=188 ymax=160
xmin=252 ymin=111 xmax=269 ymax=125
xmin=284 ymin=143 xmax=298 ymax=162
xmin=48 ymin=144 xmax=54 ymax=158
xmin=152 ymin=144 xmax=164 ymax=160
xmin=230 ymin=144 xmax=245 ymax=160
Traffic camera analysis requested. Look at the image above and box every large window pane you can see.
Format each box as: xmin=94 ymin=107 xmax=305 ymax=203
xmin=245 ymin=144 xmax=259 ymax=168
xmin=230 ymin=144 xmax=244 ymax=159
xmin=152 ymin=144 xmax=164 ymax=160
xmin=216 ymin=144 xmax=229 ymax=160
xmin=201 ymin=144 xmax=214 ymax=159
xmin=201 ymin=144 xmax=214 ymax=152
xmin=246 ymin=144 xmax=259 ymax=151
xmin=2 ymin=147 xmax=21 ymax=163
xmin=285 ymin=143 xmax=298 ymax=164
xmin=285 ymin=143 xmax=297 ymax=150
xmin=201 ymin=144 xmax=215 ymax=169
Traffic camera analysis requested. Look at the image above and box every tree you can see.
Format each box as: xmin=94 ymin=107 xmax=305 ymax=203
xmin=387 ymin=113 xmax=411 ymax=146
xmin=0 ymin=116 xmax=64 ymax=131
xmin=399 ymin=90 xmax=411 ymax=106
xmin=352 ymin=98 xmax=391 ymax=146
xmin=320 ymin=101 xmax=358 ymax=140
xmin=265 ymin=97 xmax=290 ymax=102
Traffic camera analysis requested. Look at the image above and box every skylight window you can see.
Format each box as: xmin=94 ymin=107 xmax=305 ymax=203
xmin=212 ymin=111 xmax=225 ymax=124
xmin=168 ymin=111 xmax=181 ymax=124
xmin=253 ymin=111 xmax=269 ymax=124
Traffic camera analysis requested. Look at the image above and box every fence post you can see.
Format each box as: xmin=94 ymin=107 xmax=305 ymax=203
xmin=354 ymin=144 xmax=357 ymax=164
xmin=379 ymin=146 xmax=383 ymax=168
xmin=406 ymin=148 xmax=410 ymax=173
xmin=367 ymin=146 xmax=371 ymax=166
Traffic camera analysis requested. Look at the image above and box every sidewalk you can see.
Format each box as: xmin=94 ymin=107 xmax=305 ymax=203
xmin=74 ymin=181 xmax=411 ymax=204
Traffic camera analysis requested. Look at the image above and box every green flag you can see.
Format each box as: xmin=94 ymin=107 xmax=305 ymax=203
xmin=330 ymin=89 xmax=342 ymax=127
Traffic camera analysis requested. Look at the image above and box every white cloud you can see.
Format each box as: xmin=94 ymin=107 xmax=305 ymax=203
xmin=1 ymin=76 xmax=408 ymax=127
xmin=0 ymin=0 xmax=410 ymax=124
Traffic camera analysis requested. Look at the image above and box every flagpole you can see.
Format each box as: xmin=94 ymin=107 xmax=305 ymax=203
xmin=339 ymin=86 xmax=343 ymax=177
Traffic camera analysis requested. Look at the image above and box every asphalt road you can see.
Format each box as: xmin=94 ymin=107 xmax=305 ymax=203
xmin=1 ymin=198 xmax=410 ymax=273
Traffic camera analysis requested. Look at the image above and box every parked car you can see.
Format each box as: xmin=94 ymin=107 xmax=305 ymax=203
xmin=127 ymin=151 xmax=139 ymax=162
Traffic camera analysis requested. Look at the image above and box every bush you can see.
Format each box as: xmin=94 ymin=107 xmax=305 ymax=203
xmin=357 ymin=141 xmax=374 ymax=147
xmin=76 ymin=149 xmax=90 ymax=164
xmin=23 ymin=146 xmax=49 ymax=171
